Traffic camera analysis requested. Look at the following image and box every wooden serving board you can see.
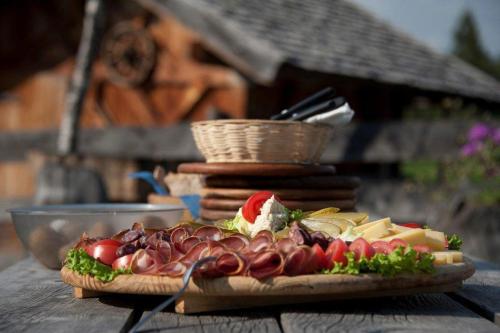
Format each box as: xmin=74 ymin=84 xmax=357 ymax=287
xmin=201 ymin=188 xmax=357 ymax=200
xmin=200 ymin=198 xmax=357 ymax=211
xmin=203 ymin=175 xmax=361 ymax=189
xmin=178 ymin=163 xmax=336 ymax=176
xmin=61 ymin=259 xmax=475 ymax=314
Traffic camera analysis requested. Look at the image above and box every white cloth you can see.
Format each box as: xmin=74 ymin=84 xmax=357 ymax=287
xmin=303 ymin=102 xmax=354 ymax=127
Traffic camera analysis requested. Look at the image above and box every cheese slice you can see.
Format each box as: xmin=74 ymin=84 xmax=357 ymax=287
xmin=331 ymin=212 xmax=368 ymax=225
xmin=353 ymin=217 xmax=391 ymax=233
xmin=433 ymin=251 xmax=463 ymax=264
xmin=381 ymin=229 xmax=426 ymax=246
xmin=389 ymin=224 xmax=412 ymax=234
xmin=362 ymin=220 xmax=391 ymax=241
xmin=424 ymin=230 xmax=446 ymax=251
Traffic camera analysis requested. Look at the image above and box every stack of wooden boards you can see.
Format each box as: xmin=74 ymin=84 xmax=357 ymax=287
xmin=177 ymin=163 xmax=360 ymax=221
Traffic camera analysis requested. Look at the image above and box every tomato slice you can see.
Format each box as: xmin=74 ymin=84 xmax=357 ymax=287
xmin=325 ymin=239 xmax=349 ymax=266
xmin=112 ymin=254 xmax=134 ymax=270
xmin=85 ymin=239 xmax=122 ymax=256
xmin=413 ymin=244 xmax=432 ymax=254
xmin=311 ymin=243 xmax=330 ymax=270
xmin=349 ymin=238 xmax=375 ymax=260
xmin=242 ymin=191 xmax=278 ymax=223
xmin=92 ymin=244 xmax=120 ymax=266
xmin=400 ymin=223 xmax=421 ymax=228
xmin=389 ymin=238 xmax=408 ymax=249
xmin=370 ymin=240 xmax=395 ymax=254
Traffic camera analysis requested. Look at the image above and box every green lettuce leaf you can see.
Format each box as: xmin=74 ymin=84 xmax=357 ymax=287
xmin=65 ymin=248 xmax=130 ymax=282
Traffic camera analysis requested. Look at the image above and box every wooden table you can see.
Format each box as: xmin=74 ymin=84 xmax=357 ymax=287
xmin=1 ymin=257 xmax=500 ymax=333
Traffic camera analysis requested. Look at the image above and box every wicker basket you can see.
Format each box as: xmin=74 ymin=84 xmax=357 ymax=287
xmin=191 ymin=120 xmax=333 ymax=164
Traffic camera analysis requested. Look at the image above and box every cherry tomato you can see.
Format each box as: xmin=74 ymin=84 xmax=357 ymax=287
xmin=112 ymin=254 xmax=134 ymax=270
xmin=389 ymin=238 xmax=408 ymax=249
xmin=311 ymin=243 xmax=330 ymax=270
xmin=349 ymin=238 xmax=375 ymax=260
xmin=325 ymin=239 xmax=349 ymax=266
xmin=92 ymin=243 xmax=120 ymax=266
xmin=242 ymin=191 xmax=279 ymax=223
xmin=413 ymin=244 xmax=432 ymax=254
xmin=85 ymin=239 xmax=122 ymax=256
xmin=400 ymin=223 xmax=422 ymax=228
xmin=370 ymin=240 xmax=394 ymax=254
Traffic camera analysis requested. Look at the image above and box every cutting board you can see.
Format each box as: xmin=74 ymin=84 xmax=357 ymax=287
xmin=201 ymin=188 xmax=356 ymax=200
xmin=61 ymin=259 xmax=475 ymax=313
xmin=203 ymin=175 xmax=361 ymax=189
xmin=178 ymin=163 xmax=336 ymax=176
xmin=200 ymin=198 xmax=356 ymax=211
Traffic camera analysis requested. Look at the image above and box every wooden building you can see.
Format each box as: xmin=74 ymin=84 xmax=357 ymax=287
xmin=1 ymin=0 xmax=500 ymax=203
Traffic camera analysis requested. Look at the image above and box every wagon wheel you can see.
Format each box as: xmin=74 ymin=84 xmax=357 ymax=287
xmin=101 ymin=22 xmax=156 ymax=87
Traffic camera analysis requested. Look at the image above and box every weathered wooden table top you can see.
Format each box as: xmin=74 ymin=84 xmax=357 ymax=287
xmin=1 ymin=257 xmax=499 ymax=333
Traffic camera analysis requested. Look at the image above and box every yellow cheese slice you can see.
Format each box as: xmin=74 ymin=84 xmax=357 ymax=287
xmin=424 ymin=230 xmax=446 ymax=251
xmin=361 ymin=220 xmax=391 ymax=240
xmin=381 ymin=228 xmax=426 ymax=246
xmin=432 ymin=251 xmax=463 ymax=263
xmin=331 ymin=212 xmax=368 ymax=225
xmin=433 ymin=253 xmax=450 ymax=265
xmin=353 ymin=217 xmax=391 ymax=233
xmin=358 ymin=216 xmax=370 ymax=225
xmin=389 ymin=224 xmax=412 ymax=234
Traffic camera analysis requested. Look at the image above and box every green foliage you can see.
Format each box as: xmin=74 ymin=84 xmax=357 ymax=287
xmin=322 ymin=248 xmax=435 ymax=277
xmin=400 ymin=160 xmax=439 ymax=185
xmin=65 ymin=248 xmax=130 ymax=282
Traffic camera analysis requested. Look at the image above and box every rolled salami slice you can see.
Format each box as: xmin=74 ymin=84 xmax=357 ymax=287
xmin=248 ymin=250 xmax=284 ymax=279
xmin=180 ymin=241 xmax=210 ymax=265
xmin=275 ymin=238 xmax=296 ymax=255
xmin=130 ymin=249 xmax=161 ymax=275
xmin=284 ymin=246 xmax=314 ymax=276
xmin=180 ymin=236 xmax=201 ymax=254
xmin=220 ymin=235 xmax=249 ymax=252
xmin=192 ymin=226 xmax=223 ymax=241
xmin=216 ymin=252 xmax=246 ymax=276
xmin=249 ymin=235 xmax=272 ymax=252
xmin=158 ymin=261 xmax=187 ymax=277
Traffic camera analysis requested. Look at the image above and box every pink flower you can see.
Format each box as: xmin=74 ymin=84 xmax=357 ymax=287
xmin=492 ymin=128 xmax=500 ymax=145
xmin=461 ymin=141 xmax=483 ymax=157
xmin=468 ymin=123 xmax=490 ymax=142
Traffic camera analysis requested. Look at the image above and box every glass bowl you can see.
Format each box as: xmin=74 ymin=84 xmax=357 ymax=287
xmin=8 ymin=203 xmax=184 ymax=269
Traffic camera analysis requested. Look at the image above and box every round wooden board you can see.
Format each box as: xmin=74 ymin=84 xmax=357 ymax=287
xmin=203 ymin=175 xmax=361 ymax=189
xmin=178 ymin=163 xmax=336 ymax=176
xmin=201 ymin=188 xmax=357 ymax=200
xmin=200 ymin=198 xmax=356 ymax=211
xmin=61 ymin=259 xmax=475 ymax=297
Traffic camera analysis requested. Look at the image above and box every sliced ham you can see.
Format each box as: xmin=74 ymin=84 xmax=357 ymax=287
xmin=248 ymin=250 xmax=284 ymax=279
xmin=180 ymin=241 xmax=210 ymax=265
xmin=284 ymin=246 xmax=315 ymax=276
xmin=158 ymin=261 xmax=187 ymax=277
xmin=170 ymin=227 xmax=190 ymax=245
xmin=193 ymin=226 xmax=223 ymax=241
xmin=156 ymin=241 xmax=172 ymax=264
xmin=216 ymin=252 xmax=246 ymax=276
xmin=254 ymin=230 xmax=274 ymax=242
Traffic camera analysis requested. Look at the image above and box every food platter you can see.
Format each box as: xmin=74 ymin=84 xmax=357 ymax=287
xmin=61 ymin=259 xmax=475 ymax=313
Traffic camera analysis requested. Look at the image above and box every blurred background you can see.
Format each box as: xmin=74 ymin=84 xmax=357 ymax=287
xmin=0 ymin=0 xmax=499 ymax=268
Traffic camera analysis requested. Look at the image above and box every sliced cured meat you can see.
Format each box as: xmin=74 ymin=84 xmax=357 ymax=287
xmin=180 ymin=241 xmax=210 ymax=265
xmin=192 ymin=226 xmax=223 ymax=241
xmin=216 ymin=252 xmax=246 ymax=276
xmin=253 ymin=230 xmax=274 ymax=242
xmin=130 ymin=249 xmax=160 ymax=275
xmin=145 ymin=231 xmax=168 ymax=248
xmin=248 ymin=250 xmax=284 ymax=279
xmin=158 ymin=261 xmax=187 ymax=277
xmin=116 ymin=243 xmax=137 ymax=257
xmin=310 ymin=231 xmax=330 ymax=250
xmin=284 ymin=246 xmax=315 ymax=276
xmin=120 ymin=229 xmax=142 ymax=243
xmin=180 ymin=236 xmax=201 ymax=253
xmin=275 ymin=238 xmax=296 ymax=255
xmin=170 ymin=227 xmax=190 ymax=245
xmin=156 ymin=241 xmax=172 ymax=264
xmin=288 ymin=222 xmax=312 ymax=246
xmin=249 ymin=235 xmax=272 ymax=252
xmin=219 ymin=236 xmax=248 ymax=252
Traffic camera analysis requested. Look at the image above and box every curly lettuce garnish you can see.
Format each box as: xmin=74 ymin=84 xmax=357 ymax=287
xmin=322 ymin=247 xmax=435 ymax=277
xmin=65 ymin=248 xmax=130 ymax=282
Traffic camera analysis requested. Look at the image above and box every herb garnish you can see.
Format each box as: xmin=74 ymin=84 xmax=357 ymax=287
xmin=447 ymin=234 xmax=463 ymax=250
xmin=322 ymin=247 xmax=435 ymax=277
xmin=65 ymin=248 xmax=130 ymax=282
